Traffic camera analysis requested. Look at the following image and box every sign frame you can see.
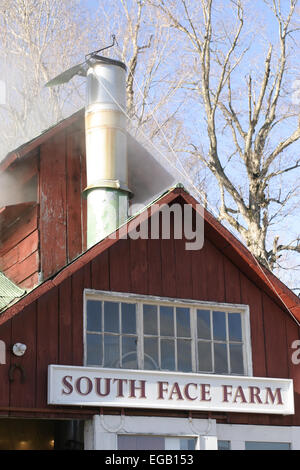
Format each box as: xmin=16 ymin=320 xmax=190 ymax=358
xmin=48 ymin=365 xmax=294 ymax=415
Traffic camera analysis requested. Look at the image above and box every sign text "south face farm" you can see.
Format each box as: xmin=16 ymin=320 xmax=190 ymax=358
xmin=61 ymin=375 xmax=284 ymax=407
xmin=48 ymin=365 xmax=294 ymax=415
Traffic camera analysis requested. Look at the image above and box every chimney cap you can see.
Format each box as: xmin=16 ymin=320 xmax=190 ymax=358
xmin=87 ymin=55 xmax=127 ymax=72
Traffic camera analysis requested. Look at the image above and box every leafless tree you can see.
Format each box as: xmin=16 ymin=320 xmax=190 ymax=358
xmin=1 ymin=0 xmax=300 ymax=283
xmin=0 ymin=0 xmax=97 ymax=158
xmin=95 ymin=0 xmax=188 ymax=162
xmin=0 ymin=0 xmax=184 ymax=170
xmin=149 ymin=0 xmax=300 ymax=274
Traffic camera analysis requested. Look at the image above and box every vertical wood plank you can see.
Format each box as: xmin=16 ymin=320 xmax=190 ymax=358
xmin=58 ymin=277 xmax=73 ymax=365
xmin=10 ymin=303 xmax=37 ymax=408
xmin=0 ymin=320 xmax=11 ymax=413
xmin=36 ymin=289 xmax=59 ymax=408
xmin=39 ymin=131 xmax=67 ymax=279
xmin=191 ymin=240 xmax=209 ymax=301
xmin=91 ymin=251 xmax=110 ymax=291
xmin=204 ymin=239 xmax=225 ymax=303
xmin=160 ymin=210 xmax=176 ymax=298
xmin=109 ymin=238 xmax=131 ymax=293
xmin=223 ymin=257 xmax=241 ymax=304
xmin=240 ymin=273 xmax=267 ymax=377
xmin=71 ymin=269 xmax=84 ymax=365
xmin=130 ymin=237 xmax=148 ymax=295
xmin=71 ymin=264 xmax=91 ymax=365
xmin=66 ymin=130 xmax=83 ymax=263
xmin=147 ymin=238 xmax=163 ymax=297
xmin=262 ymin=293 xmax=289 ymax=379
xmin=174 ymin=234 xmax=193 ymax=300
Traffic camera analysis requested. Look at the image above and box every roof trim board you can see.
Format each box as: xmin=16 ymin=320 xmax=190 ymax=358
xmin=0 ymin=109 xmax=85 ymax=173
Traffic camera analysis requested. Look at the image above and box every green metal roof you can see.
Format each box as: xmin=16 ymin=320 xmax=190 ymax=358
xmin=0 ymin=272 xmax=26 ymax=312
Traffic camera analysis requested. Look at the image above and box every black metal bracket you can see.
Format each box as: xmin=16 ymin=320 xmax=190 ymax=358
xmin=85 ymin=35 xmax=118 ymax=62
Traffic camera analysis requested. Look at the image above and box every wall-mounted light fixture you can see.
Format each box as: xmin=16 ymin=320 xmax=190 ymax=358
xmin=12 ymin=343 xmax=27 ymax=357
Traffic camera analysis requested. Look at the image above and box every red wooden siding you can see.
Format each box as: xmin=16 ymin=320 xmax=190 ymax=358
xmin=0 ymin=201 xmax=299 ymax=426
xmin=0 ymin=205 xmax=39 ymax=288
xmin=10 ymin=303 xmax=37 ymax=409
xmin=66 ymin=130 xmax=83 ymax=262
xmin=0 ymin=111 xmax=86 ymax=286
xmin=240 ymin=273 xmax=266 ymax=377
xmin=39 ymin=127 xmax=86 ymax=281
xmin=0 ymin=150 xmax=39 ymax=288
xmin=58 ymin=277 xmax=73 ymax=365
xmin=0 ymin=320 xmax=11 ymax=415
xmin=39 ymin=131 xmax=67 ymax=280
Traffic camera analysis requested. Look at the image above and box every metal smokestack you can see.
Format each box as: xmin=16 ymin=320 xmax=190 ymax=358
xmin=84 ymin=57 xmax=130 ymax=248
xmin=44 ymin=41 xmax=131 ymax=249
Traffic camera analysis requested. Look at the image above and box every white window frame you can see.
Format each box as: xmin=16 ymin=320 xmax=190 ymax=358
xmin=85 ymin=415 xmax=300 ymax=451
xmin=83 ymin=289 xmax=253 ymax=376
xmin=85 ymin=414 xmax=217 ymax=450
xmin=216 ymin=423 xmax=300 ymax=450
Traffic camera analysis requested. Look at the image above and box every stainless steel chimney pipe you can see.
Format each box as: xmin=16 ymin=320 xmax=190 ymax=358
xmin=83 ymin=58 xmax=130 ymax=248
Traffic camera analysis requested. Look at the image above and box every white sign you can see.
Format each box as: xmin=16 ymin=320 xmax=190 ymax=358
xmin=0 ymin=341 xmax=5 ymax=365
xmin=48 ymin=365 xmax=294 ymax=415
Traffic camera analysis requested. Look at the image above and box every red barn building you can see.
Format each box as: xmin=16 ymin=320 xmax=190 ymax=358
xmin=0 ymin=56 xmax=300 ymax=451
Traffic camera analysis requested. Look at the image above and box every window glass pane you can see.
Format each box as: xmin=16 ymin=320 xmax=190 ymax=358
xmin=160 ymin=306 xmax=174 ymax=336
xmin=197 ymin=341 xmax=212 ymax=372
xmin=218 ymin=440 xmax=231 ymax=450
xmin=214 ymin=342 xmax=228 ymax=374
xmin=136 ymin=436 xmax=165 ymax=450
xmin=230 ymin=343 xmax=244 ymax=374
xmin=121 ymin=303 xmax=136 ymax=334
xmin=104 ymin=302 xmax=119 ymax=333
xmin=86 ymin=333 xmax=102 ymax=366
xmin=228 ymin=313 xmax=242 ymax=341
xmin=177 ymin=339 xmax=192 ymax=372
xmin=143 ymin=305 xmax=158 ymax=335
xmin=87 ymin=300 xmax=102 ymax=332
xmin=176 ymin=307 xmax=190 ymax=337
xmin=118 ymin=435 xmax=195 ymax=451
xmin=144 ymin=337 xmax=159 ymax=370
xmin=161 ymin=339 xmax=175 ymax=370
xmin=197 ymin=310 xmax=211 ymax=339
xmin=213 ymin=311 xmax=226 ymax=341
xmin=118 ymin=435 xmax=165 ymax=450
xmin=122 ymin=336 xmax=138 ymax=369
xmin=180 ymin=438 xmax=196 ymax=450
xmin=86 ymin=297 xmax=247 ymax=376
xmin=104 ymin=334 xmax=120 ymax=368
xmin=245 ymin=442 xmax=290 ymax=450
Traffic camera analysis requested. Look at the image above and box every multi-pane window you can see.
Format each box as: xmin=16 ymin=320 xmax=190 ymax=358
xmin=86 ymin=300 xmax=138 ymax=369
xmin=217 ymin=440 xmax=231 ymax=450
xmin=143 ymin=305 xmax=192 ymax=372
xmin=85 ymin=292 xmax=251 ymax=376
xmin=197 ymin=310 xmax=244 ymax=375
xmin=245 ymin=442 xmax=291 ymax=450
xmin=117 ymin=435 xmax=196 ymax=450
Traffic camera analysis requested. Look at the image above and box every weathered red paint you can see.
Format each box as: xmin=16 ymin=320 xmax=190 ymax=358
xmin=0 ymin=110 xmax=299 ymax=428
